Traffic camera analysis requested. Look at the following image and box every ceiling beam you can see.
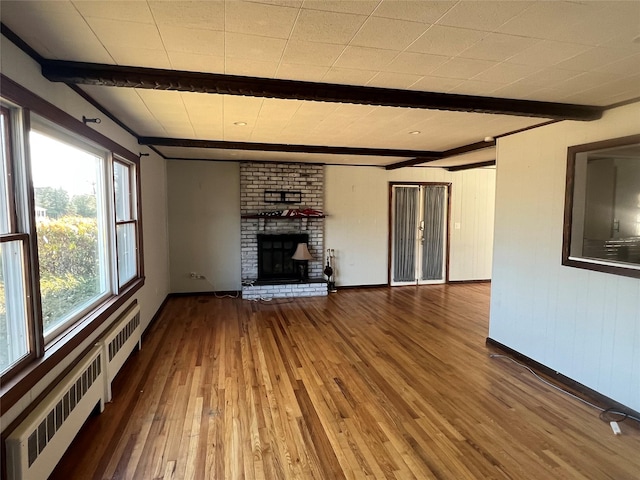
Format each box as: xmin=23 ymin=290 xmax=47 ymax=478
xmin=446 ymin=160 xmax=496 ymax=171
xmin=138 ymin=137 xmax=443 ymax=159
xmin=40 ymin=60 xmax=604 ymax=121
xmin=385 ymin=139 xmax=495 ymax=170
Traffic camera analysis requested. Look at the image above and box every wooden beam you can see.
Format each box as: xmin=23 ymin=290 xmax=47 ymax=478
xmin=40 ymin=60 xmax=604 ymax=121
xmin=139 ymin=137 xmax=443 ymax=159
xmin=385 ymin=140 xmax=496 ymax=170
xmin=446 ymin=160 xmax=496 ymax=171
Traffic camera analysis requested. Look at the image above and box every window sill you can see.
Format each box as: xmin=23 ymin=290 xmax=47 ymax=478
xmin=0 ymin=277 xmax=145 ymax=416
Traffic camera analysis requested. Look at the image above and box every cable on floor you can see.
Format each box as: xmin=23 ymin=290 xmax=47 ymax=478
xmin=489 ymin=354 xmax=640 ymax=426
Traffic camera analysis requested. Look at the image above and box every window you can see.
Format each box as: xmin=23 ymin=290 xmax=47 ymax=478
xmin=0 ymin=105 xmax=34 ymax=376
xmin=563 ymin=134 xmax=640 ymax=278
xmin=114 ymin=159 xmax=138 ymax=287
xmin=30 ymin=125 xmax=110 ymax=339
xmin=0 ymin=76 xmax=143 ymax=384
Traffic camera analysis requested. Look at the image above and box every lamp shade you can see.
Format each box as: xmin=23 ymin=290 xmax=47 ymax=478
xmin=291 ymin=242 xmax=313 ymax=260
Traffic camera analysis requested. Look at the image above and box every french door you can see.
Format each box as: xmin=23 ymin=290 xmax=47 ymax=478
xmin=390 ymin=184 xmax=449 ymax=286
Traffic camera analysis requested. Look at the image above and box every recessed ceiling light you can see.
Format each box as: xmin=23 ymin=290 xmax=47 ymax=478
xmin=409 ymin=130 xmax=421 ymax=135
xmin=234 ymin=121 xmax=247 ymax=126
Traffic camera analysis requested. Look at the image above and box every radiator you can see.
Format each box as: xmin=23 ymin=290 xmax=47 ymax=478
xmin=5 ymin=345 xmax=104 ymax=480
xmin=101 ymin=303 xmax=141 ymax=402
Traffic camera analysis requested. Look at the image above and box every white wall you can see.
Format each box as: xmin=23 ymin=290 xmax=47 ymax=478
xmin=489 ymin=103 xmax=640 ymax=412
xmin=167 ymin=160 xmax=241 ymax=292
xmin=0 ymin=34 xmax=170 ymax=428
xmin=326 ymin=165 xmax=496 ymax=286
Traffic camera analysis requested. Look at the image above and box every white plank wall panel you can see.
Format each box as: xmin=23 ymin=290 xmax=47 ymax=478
xmin=489 ymin=102 xmax=640 ymax=412
xmin=326 ymin=165 xmax=496 ymax=286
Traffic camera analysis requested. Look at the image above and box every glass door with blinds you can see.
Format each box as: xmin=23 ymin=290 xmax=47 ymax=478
xmin=390 ymin=184 xmax=449 ymax=286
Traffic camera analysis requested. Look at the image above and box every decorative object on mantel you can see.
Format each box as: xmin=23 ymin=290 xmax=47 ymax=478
xmin=291 ymin=242 xmax=313 ymax=280
xmin=325 ymin=248 xmax=337 ymax=292
xmin=255 ymin=208 xmax=324 ymax=217
xmin=264 ymin=190 xmax=302 ymax=204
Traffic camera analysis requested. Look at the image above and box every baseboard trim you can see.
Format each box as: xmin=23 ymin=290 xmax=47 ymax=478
xmin=449 ymin=279 xmax=491 ymax=284
xmin=486 ymin=337 xmax=640 ymax=420
xmin=336 ymin=284 xmax=388 ymax=290
xmin=168 ymin=290 xmax=242 ymax=298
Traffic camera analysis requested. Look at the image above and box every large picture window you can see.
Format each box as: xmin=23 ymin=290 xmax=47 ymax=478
xmin=0 ymin=76 xmax=143 ymax=384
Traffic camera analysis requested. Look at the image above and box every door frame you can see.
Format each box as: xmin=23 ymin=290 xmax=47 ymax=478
xmin=387 ymin=181 xmax=452 ymax=286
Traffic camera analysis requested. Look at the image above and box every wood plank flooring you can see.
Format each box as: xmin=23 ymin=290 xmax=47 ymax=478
xmin=50 ymin=284 xmax=640 ymax=479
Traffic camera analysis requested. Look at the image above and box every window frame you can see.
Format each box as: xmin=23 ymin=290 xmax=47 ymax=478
xmin=113 ymin=157 xmax=140 ymax=289
xmin=0 ymin=103 xmax=37 ymax=381
xmin=562 ymin=133 xmax=640 ymax=279
xmin=0 ymin=74 xmax=144 ymax=407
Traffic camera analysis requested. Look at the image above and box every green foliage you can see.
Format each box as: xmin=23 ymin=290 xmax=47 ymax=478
xmin=40 ymin=274 xmax=99 ymax=330
xmin=37 ymin=216 xmax=99 ymax=279
xmin=37 ymin=216 xmax=101 ymax=330
xmin=71 ymin=194 xmax=97 ymax=218
xmin=35 ymin=187 xmax=70 ymax=219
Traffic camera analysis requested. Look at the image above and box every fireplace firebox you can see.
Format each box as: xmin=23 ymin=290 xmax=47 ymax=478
xmin=257 ymin=233 xmax=309 ymax=281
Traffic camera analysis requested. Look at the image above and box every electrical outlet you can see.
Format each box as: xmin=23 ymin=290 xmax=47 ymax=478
xmin=610 ymin=421 xmax=622 ymax=435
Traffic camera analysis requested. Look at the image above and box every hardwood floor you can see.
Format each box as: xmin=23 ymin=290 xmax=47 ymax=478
xmin=50 ymin=284 xmax=640 ymax=479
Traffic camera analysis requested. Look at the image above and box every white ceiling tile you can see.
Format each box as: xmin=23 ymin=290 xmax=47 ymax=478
xmin=334 ymin=46 xmax=398 ymax=70
xmin=594 ymin=54 xmax=640 ymax=76
xmin=437 ymin=1 xmax=531 ymax=32
xmin=1 ymin=2 xmax=112 ymax=62
xmin=322 ymin=67 xmax=378 ymax=86
xmin=225 ymin=1 xmax=299 ymax=39
xmin=289 ymin=9 xmax=367 ymax=44
xmin=159 ymin=26 xmax=225 ymax=56
xmin=107 ymin=45 xmax=171 ymax=68
xmin=225 ymin=58 xmax=280 ymax=78
xmin=373 ymin=1 xmax=457 ymax=24
xmin=223 ymin=96 xmax=265 ymax=123
xmin=409 ymin=76 xmax=463 ymax=93
xmin=458 ymin=33 xmax=538 ymax=62
xmin=225 ymin=33 xmax=287 ymax=62
xmin=167 ymin=52 xmax=225 ymax=74
xmin=384 ymin=52 xmax=449 ymax=76
xmin=515 ymin=68 xmax=581 ymax=88
xmin=350 ymin=17 xmax=430 ymax=51
xmin=275 ymin=64 xmax=331 ymax=81
xmin=366 ymin=72 xmax=424 ymax=89
xmin=554 ymin=47 xmax=639 ymax=73
xmin=281 ymin=40 xmax=345 ymax=66
xmin=496 ymin=1 xmax=598 ymax=39
xmin=79 ymin=85 xmax=163 ymax=135
xmin=302 ymin=0 xmax=380 ymax=15
xmin=557 ymin=71 xmax=622 ymax=92
xmin=430 ymin=57 xmax=496 ymax=80
xmin=490 ymin=83 xmax=544 ymax=101
xmin=453 ymin=80 xmax=503 ymax=96
xmin=251 ymin=0 xmax=304 ymax=7
xmin=73 ymin=1 xmax=155 ymax=24
xmin=148 ymin=1 xmax=225 ymax=30
xmin=408 ymin=25 xmax=486 ymax=57
xmin=471 ymin=62 xmax=540 ymax=84
xmin=506 ymin=41 xmax=591 ymax=68
xmin=85 ymin=18 xmax=165 ymax=50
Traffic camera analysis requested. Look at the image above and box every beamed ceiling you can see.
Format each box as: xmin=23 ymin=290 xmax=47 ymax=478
xmin=1 ymin=0 xmax=639 ymax=169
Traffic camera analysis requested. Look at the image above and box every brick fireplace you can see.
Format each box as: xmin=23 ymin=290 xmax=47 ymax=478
xmin=240 ymin=162 xmax=327 ymax=299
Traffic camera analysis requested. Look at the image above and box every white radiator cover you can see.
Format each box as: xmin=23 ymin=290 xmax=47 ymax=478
xmin=101 ymin=303 xmax=142 ymax=402
xmin=5 ymin=345 xmax=104 ymax=480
